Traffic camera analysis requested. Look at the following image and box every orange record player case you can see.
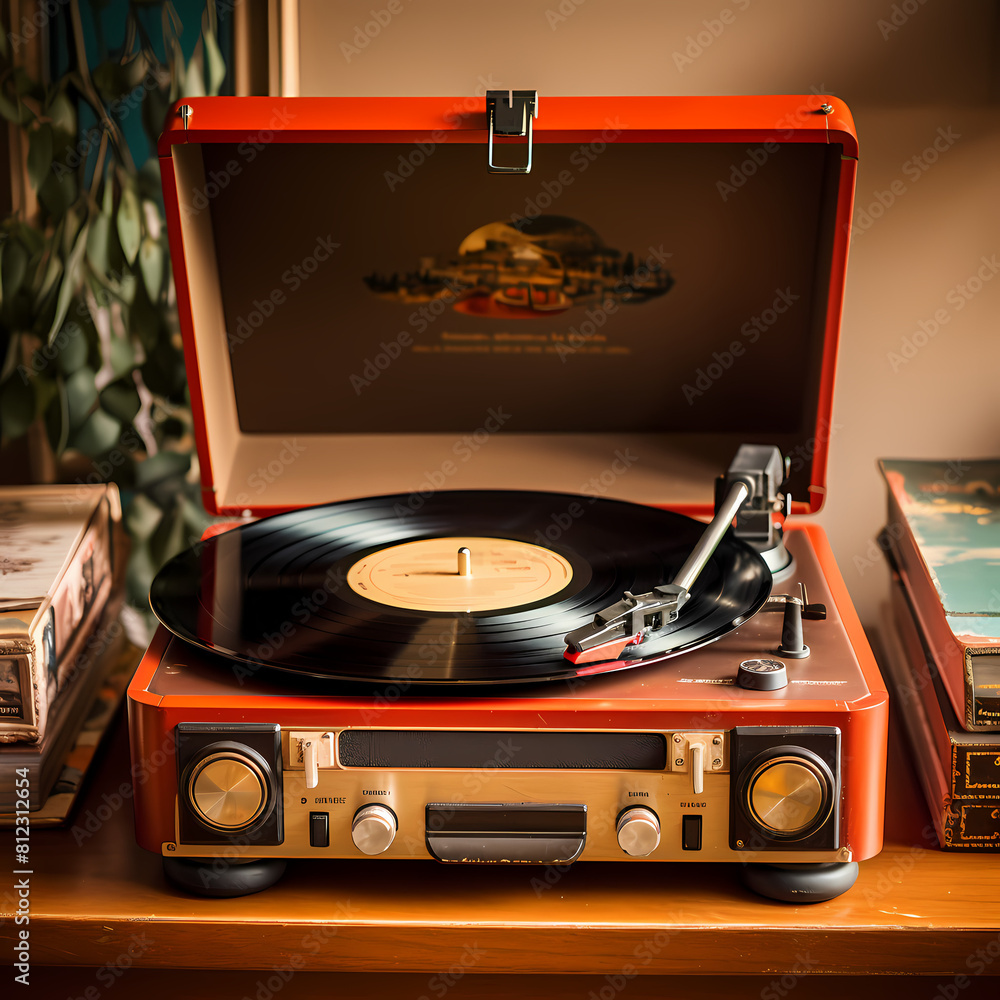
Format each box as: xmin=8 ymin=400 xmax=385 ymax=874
xmin=128 ymin=93 xmax=887 ymax=901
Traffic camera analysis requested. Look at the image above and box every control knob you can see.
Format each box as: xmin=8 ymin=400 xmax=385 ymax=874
xmin=188 ymin=752 xmax=268 ymax=831
xmin=616 ymin=807 xmax=661 ymax=857
xmin=351 ymin=804 xmax=397 ymax=855
xmin=745 ymin=754 xmax=833 ymax=837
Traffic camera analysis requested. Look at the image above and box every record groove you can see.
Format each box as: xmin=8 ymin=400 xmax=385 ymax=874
xmin=150 ymin=491 xmax=772 ymax=685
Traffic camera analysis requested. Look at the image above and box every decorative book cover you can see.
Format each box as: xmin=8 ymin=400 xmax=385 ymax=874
xmin=880 ymin=459 xmax=1000 ymax=731
xmin=0 ymin=484 xmax=121 ymax=742
xmin=881 ymin=559 xmax=1000 ymax=851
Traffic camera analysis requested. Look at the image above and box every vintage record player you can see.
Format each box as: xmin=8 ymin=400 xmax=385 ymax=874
xmin=127 ymin=93 xmax=888 ymax=902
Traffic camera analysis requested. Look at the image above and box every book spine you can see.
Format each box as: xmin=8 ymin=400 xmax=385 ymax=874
xmin=0 ymin=490 xmax=118 ymax=743
xmin=885 ymin=580 xmax=1000 ymax=849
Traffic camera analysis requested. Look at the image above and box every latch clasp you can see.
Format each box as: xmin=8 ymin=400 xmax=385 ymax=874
xmin=486 ymin=90 xmax=538 ymax=174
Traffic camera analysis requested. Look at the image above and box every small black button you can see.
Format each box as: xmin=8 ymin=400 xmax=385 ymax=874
xmin=682 ymin=814 xmax=702 ymax=851
xmin=309 ymin=811 xmax=329 ymax=848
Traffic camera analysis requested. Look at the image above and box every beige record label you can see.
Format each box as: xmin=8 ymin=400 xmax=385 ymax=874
xmin=346 ymin=536 xmax=573 ymax=613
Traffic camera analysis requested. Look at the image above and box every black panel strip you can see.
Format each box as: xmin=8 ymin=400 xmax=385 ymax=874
xmin=338 ymin=731 xmax=666 ymax=770
xmin=426 ymin=803 xmax=587 ymax=835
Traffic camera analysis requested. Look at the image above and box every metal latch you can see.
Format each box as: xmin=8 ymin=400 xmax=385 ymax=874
xmin=486 ymin=90 xmax=538 ymax=174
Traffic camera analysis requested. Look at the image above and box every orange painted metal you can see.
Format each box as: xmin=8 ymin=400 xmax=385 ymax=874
xmin=158 ymin=94 xmax=857 ymax=518
xmin=132 ymin=95 xmax=884 ymax=868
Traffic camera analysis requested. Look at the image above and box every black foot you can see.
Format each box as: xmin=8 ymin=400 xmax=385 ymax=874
xmin=163 ymin=857 xmax=287 ymax=898
xmin=741 ymin=861 xmax=859 ymax=903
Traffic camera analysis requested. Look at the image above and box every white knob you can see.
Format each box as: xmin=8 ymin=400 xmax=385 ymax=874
xmin=351 ymin=804 xmax=397 ymax=855
xmin=616 ymin=807 xmax=660 ymax=857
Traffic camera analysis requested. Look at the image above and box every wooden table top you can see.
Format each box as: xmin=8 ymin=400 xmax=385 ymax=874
xmin=2 ymin=678 xmax=1000 ymax=981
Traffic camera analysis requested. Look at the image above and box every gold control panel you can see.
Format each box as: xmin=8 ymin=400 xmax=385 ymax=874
xmin=165 ymin=726 xmax=849 ymax=865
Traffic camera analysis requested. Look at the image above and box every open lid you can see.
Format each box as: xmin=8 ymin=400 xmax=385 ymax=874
xmin=158 ymin=95 xmax=856 ymax=517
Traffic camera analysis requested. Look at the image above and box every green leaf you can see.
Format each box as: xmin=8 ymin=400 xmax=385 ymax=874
xmin=149 ymin=497 xmax=190 ymax=567
xmin=0 ymin=92 xmax=30 ymax=125
xmin=46 ymin=92 xmax=76 ymax=136
xmin=27 ymin=125 xmax=53 ymax=191
xmin=46 ymin=223 xmax=88 ymax=345
xmin=35 ymin=249 xmax=63 ymax=307
xmin=12 ymin=68 xmax=34 ymax=96
xmin=37 ymin=167 xmax=68 ymax=216
xmin=135 ymin=449 xmax=190 ymax=489
xmin=125 ymin=492 xmax=163 ymax=541
xmin=108 ymin=334 xmax=134 ymax=380
xmin=65 ymin=365 xmax=98 ymax=428
xmin=0 ymin=332 xmax=20 ymax=384
xmin=0 ymin=375 xmax=36 ymax=440
xmin=204 ymin=29 xmax=226 ymax=96
xmin=43 ymin=383 xmax=67 ymax=454
xmin=99 ymin=379 xmax=141 ymax=423
xmin=54 ymin=324 xmax=89 ymax=374
xmin=117 ymin=185 xmax=141 ymax=265
xmin=127 ymin=283 xmax=159 ymax=350
xmin=86 ymin=210 xmax=112 ymax=274
xmin=2 ymin=239 xmax=28 ymax=298
xmin=70 ymin=407 xmax=121 ymax=455
xmin=32 ymin=374 xmax=58 ymax=420
xmin=138 ymin=237 xmax=163 ymax=301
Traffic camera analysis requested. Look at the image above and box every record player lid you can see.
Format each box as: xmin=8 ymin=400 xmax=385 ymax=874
xmin=158 ymin=96 xmax=857 ymax=517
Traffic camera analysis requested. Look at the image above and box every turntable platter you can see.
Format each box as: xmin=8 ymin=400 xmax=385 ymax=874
xmin=149 ymin=490 xmax=771 ymax=685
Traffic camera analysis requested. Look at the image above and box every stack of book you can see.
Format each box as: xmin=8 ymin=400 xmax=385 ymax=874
xmin=0 ymin=484 xmax=126 ymax=824
xmin=880 ymin=458 xmax=1000 ymax=850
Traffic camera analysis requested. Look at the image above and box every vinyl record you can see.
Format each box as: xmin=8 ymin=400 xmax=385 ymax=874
xmin=149 ymin=491 xmax=771 ymax=685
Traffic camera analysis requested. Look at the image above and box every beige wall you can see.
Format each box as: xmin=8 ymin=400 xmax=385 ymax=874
xmin=286 ymin=0 xmax=1000 ymax=627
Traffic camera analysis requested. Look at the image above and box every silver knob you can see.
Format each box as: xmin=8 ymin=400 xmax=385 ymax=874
xmin=616 ymin=806 xmax=660 ymax=857
xmin=351 ymin=804 xmax=397 ymax=855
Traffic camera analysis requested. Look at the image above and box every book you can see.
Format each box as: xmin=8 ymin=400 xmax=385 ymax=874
xmin=0 ymin=600 xmax=132 ymax=814
xmin=0 ymin=484 xmax=121 ymax=742
xmin=879 ymin=458 xmax=1000 ymax=731
xmin=881 ymin=551 xmax=1000 ymax=850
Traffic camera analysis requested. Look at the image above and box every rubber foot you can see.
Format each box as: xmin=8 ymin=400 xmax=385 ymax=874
xmin=741 ymin=861 xmax=859 ymax=903
xmin=163 ymin=856 xmax=287 ymax=898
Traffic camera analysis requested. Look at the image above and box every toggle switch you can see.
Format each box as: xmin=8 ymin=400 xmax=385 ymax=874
xmin=670 ymin=732 xmax=725 ymax=793
xmin=691 ymin=743 xmax=705 ymax=795
xmin=290 ymin=731 xmax=335 ymax=789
